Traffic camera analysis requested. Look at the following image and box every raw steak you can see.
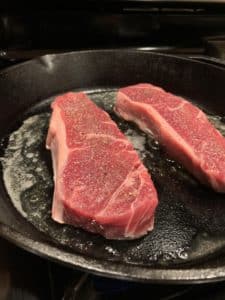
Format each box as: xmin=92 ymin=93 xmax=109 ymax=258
xmin=115 ymin=83 xmax=225 ymax=193
xmin=46 ymin=92 xmax=158 ymax=239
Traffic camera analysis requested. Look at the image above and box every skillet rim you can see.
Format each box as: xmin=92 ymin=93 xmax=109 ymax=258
xmin=2 ymin=223 xmax=225 ymax=284
xmin=1 ymin=49 xmax=225 ymax=74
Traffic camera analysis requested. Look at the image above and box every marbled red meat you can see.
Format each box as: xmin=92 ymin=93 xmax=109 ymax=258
xmin=115 ymin=83 xmax=225 ymax=193
xmin=46 ymin=92 xmax=158 ymax=239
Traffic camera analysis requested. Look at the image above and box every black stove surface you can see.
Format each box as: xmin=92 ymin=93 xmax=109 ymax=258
xmin=2 ymin=3 xmax=225 ymax=299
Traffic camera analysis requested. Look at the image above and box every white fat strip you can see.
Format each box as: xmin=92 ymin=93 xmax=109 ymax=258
xmin=95 ymin=164 xmax=139 ymax=218
xmin=50 ymin=107 xmax=68 ymax=223
xmin=125 ymin=167 xmax=145 ymax=236
xmin=102 ymin=120 xmax=116 ymax=125
xmin=167 ymin=101 xmax=187 ymax=112
xmin=196 ymin=110 xmax=208 ymax=121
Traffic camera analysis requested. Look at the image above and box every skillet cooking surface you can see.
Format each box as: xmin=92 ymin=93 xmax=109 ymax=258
xmin=3 ymin=89 xmax=225 ymax=268
xmin=1 ymin=50 xmax=225 ymax=282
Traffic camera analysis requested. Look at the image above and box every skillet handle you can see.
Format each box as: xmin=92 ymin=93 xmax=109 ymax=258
xmin=189 ymin=55 xmax=225 ymax=69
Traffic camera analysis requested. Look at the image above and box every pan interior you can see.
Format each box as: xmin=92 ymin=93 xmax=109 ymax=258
xmin=1 ymin=88 xmax=225 ymax=268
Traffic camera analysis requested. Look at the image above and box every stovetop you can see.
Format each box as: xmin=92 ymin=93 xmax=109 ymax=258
xmin=2 ymin=3 xmax=225 ymax=299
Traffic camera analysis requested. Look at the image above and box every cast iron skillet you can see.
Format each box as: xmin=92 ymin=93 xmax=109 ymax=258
xmin=1 ymin=50 xmax=225 ymax=283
